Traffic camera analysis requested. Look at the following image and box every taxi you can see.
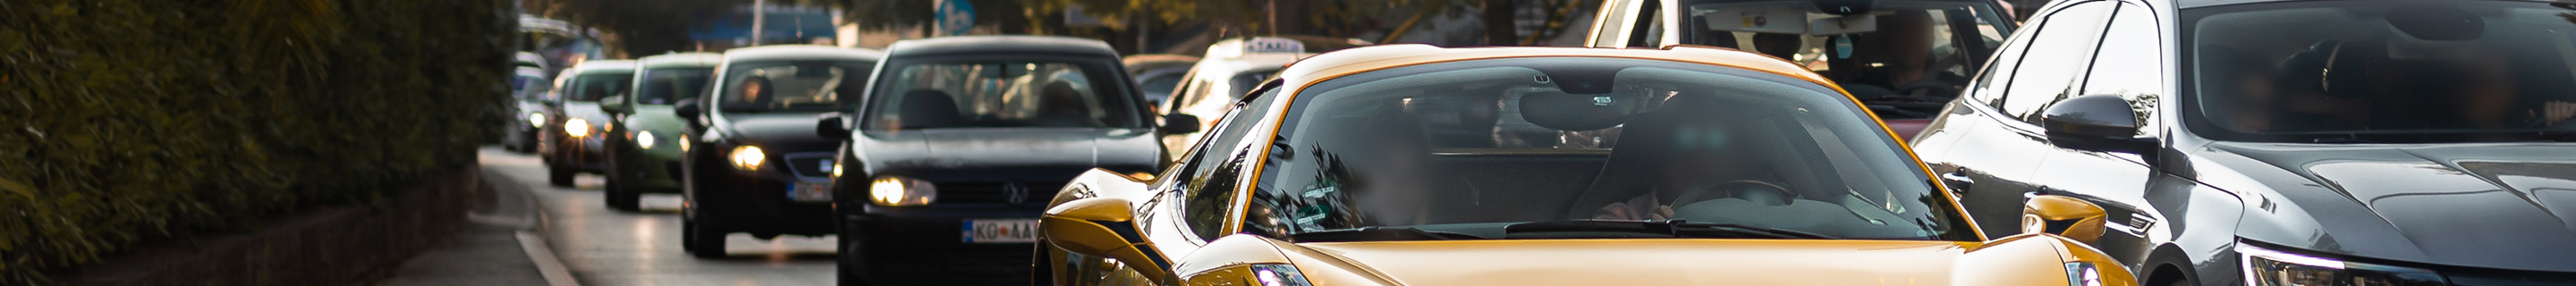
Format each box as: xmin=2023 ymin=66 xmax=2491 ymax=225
xmin=1034 ymin=45 xmax=2133 ymax=286
xmin=1157 ymin=37 xmax=1314 ymax=158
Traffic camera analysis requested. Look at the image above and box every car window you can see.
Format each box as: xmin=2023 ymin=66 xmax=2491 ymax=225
xmin=1973 ymin=21 xmax=2037 ymax=109
xmin=2080 ymin=4 xmax=2164 ymax=135
xmin=1674 ymin=0 xmax=2013 ymax=119
xmin=1139 ymin=72 xmax=1184 ymax=105
xmin=567 ymin=72 xmax=633 ymax=102
xmin=2183 ymin=1 xmax=2576 ymax=142
xmin=1241 ymin=57 xmax=1970 ymax=242
xmin=1996 ymin=2 xmax=2113 ymax=123
xmin=635 ymin=67 xmax=713 ymax=105
xmin=862 ymin=60 xmax=1144 ymax=130
xmin=1180 ymin=85 xmax=1283 ymax=241
xmin=716 ymin=60 xmax=875 ymax=112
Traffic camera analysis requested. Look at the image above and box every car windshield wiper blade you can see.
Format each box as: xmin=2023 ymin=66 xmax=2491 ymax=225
xmin=1286 ymin=226 xmax=1483 ymax=242
xmin=1502 ymin=220 xmax=1835 ymax=240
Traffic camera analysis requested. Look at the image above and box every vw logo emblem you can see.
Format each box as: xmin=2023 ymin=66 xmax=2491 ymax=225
xmin=1004 ymin=182 xmax=1030 ymax=204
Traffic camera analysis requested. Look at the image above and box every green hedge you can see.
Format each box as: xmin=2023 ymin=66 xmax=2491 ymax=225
xmin=0 ymin=0 xmax=514 ymax=283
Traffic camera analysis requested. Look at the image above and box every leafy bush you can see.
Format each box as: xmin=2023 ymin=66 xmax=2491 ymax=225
xmin=0 ymin=0 xmax=514 ymax=283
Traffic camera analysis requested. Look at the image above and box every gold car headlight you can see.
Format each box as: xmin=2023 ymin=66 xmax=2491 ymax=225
xmin=869 ymin=176 xmax=936 ymax=206
xmin=728 ymin=146 xmax=765 ymax=171
xmin=635 ymin=130 xmax=657 ymax=149
xmin=564 ymin=118 xmax=592 ymax=137
xmin=2240 ymin=244 xmax=2445 ymax=286
xmin=2065 ymin=262 xmax=2104 ymax=286
xmin=1248 ymin=264 xmax=1313 ymax=286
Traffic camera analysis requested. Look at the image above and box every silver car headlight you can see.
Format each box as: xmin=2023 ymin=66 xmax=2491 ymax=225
xmin=728 ymin=146 xmax=765 ymax=171
xmin=635 ymin=130 xmax=657 ymax=149
xmin=564 ymin=118 xmax=591 ymax=137
xmin=868 ymin=176 xmax=936 ymax=206
xmin=2240 ymin=243 xmax=2446 ymax=286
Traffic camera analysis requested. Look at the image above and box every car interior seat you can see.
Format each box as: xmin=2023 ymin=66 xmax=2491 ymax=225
xmin=897 ymin=89 xmax=965 ymax=129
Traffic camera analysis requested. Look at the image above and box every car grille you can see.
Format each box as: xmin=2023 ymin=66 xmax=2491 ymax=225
xmin=780 ymin=153 xmax=834 ymax=179
xmin=936 ymin=181 xmax=1063 ymax=205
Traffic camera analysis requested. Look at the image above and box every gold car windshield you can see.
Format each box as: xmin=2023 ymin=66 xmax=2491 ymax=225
xmin=1242 ymin=57 xmax=1971 ymax=242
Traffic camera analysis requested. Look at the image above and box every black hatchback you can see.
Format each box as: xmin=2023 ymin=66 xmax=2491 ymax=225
xmin=1911 ymin=0 xmax=2576 ymax=285
xmin=817 ymin=36 xmax=1165 ymax=285
xmin=673 ymin=46 xmax=882 ymax=258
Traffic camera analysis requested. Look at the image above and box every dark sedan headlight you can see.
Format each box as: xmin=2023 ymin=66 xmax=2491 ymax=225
xmin=868 ymin=176 xmax=936 ymax=206
xmin=2240 ymin=243 xmax=2447 ymax=286
xmin=527 ymin=113 xmax=547 ymax=128
xmin=728 ymin=146 xmax=764 ymax=171
xmin=564 ymin=118 xmax=592 ymax=137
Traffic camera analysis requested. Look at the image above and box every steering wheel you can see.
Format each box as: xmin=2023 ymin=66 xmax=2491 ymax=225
xmin=1673 ymin=180 xmax=1799 ymax=207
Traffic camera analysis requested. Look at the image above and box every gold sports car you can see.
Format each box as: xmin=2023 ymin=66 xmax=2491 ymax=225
xmin=1035 ymin=45 xmax=2133 ymax=286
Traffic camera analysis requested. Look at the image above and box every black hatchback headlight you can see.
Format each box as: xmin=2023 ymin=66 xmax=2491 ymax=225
xmin=2240 ymin=243 xmax=2447 ymax=286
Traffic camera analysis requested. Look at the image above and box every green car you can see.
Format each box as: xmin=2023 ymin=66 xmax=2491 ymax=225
xmin=597 ymin=53 xmax=722 ymax=211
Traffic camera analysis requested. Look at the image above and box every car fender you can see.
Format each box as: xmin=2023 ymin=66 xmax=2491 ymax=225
xmin=1957 ymin=233 xmax=2140 ymax=286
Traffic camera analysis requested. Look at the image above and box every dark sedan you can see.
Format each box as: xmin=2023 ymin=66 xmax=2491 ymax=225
xmin=540 ymin=60 xmax=634 ymax=187
xmin=674 ymin=46 xmax=881 ymax=257
xmin=818 ymin=36 xmax=1165 ymax=285
xmin=1910 ymin=0 xmax=2576 ymax=285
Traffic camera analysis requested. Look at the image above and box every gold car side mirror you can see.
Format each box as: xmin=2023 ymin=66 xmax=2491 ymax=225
xmin=1039 ymin=197 xmax=1173 ymax=281
xmin=2021 ymin=195 xmax=2108 ymax=244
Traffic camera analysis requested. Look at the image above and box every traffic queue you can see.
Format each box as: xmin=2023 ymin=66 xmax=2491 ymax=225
xmin=513 ymin=0 xmax=2576 ymax=284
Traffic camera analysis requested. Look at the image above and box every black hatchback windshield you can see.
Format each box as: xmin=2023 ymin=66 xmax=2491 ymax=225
xmin=1240 ymin=57 xmax=1971 ymax=242
xmin=861 ymin=59 xmax=1144 ymax=130
xmin=2187 ymin=1 xmax=2576 ymax=142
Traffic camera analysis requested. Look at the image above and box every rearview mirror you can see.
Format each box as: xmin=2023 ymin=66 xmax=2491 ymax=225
xmin=2040 ymin=95 xmax=2153 ymax=153
xmin=598 ymin=96 xmax=631 ymax=114
xmin=1158 ymin=114 xmax=1201 ymax=134
xmin=1039 ymin=197 xmax=1171 ymax=280
xmin=816 ymin=113 xmax=851 ymax=139
xmin=2021 ymin=195 xmax=2107 ymax=244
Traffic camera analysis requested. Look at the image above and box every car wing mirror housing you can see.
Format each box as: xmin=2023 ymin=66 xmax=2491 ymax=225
xmin=2021 ymin=195 xmax=2107 ymax=244
xmin=816 ymin=113 xmax=851 ymax=139
xmin=2040 ymin=95 xmax=2155 ymax=153
xmin=598 ymin=96 xmax=631 ymax=114
xmin=1040 ymin=197 xmax=1173 ymax=281
xmin=674 ymin=98 xmax=705 ymax=130
xmin=1159 ymin=114 xmax=1201 ymax=134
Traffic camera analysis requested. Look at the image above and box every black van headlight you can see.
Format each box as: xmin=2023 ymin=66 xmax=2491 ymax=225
xmin=2240 ymin=243 xmax=2446 ymax=286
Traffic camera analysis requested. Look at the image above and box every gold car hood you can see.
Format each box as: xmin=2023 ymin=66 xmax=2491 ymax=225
xmin=1278 ymin=239 xmax=2050 ymax=286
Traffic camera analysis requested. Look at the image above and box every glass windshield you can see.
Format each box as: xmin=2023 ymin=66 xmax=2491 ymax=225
xmin=1677 ymin=0 xmax=2012 ymax=119
xmin=716 ymin=60 xmax=874 ymax=112
xmin=635 ymin=67 xmax=712 ymax=105
xmin=1241 ymin=57 xmax=1968 ymax=242
xmin=2187 ymin=1 xmax=2576 ymax=142
xmin=566 ymin=72 xmax=631 ymax=102
xmin=1225 ymin=69 xmax=1280 ymax=101
xmin=863 ymin=60 xmax=1144 ymax=130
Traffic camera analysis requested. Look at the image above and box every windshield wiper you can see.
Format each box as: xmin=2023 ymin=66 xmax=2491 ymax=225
xmin=1287 ymin=226 xmax=1484 ymax=242
xmin=1502 ymin=220 xmax=1836 ymax=240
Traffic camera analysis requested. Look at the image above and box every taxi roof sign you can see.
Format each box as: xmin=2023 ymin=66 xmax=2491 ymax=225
xmin=1208 ymin=37 xmax=1309 ymax=59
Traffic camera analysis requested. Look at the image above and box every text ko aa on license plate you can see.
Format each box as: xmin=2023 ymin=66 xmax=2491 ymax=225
xmin=962 ymin=219 xmax=1039 ymax=243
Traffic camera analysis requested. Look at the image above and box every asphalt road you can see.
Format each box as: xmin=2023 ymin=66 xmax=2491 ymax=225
xmin=484 ymin=148 xmax=840 ymax=286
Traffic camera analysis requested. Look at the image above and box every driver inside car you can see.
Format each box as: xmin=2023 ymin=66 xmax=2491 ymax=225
xmin=737 ymin=75 xmax=775 ymax=109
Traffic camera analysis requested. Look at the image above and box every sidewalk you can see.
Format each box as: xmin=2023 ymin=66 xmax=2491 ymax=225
xmin=375 ymin=168 xmax=573 ymax=286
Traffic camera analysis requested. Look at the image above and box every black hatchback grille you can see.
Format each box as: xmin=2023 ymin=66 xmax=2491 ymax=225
xmin=780 ymin=153 xmax=834 ymax=178
xmin=936 ymin=182 xmax=1063 ymax=205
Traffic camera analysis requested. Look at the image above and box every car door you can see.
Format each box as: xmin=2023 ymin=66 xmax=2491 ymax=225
xmin=1918 ymin=0 xmax=2114 ymax=238
xmin=2027 ymin=1 xmax=2171 ymax=265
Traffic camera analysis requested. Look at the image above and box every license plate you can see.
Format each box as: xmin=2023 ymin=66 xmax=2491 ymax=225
xmin=962 ymin=219 xmax=1041 ymax=243
xmin=786 ymin=181 xmax=832 ymax=202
